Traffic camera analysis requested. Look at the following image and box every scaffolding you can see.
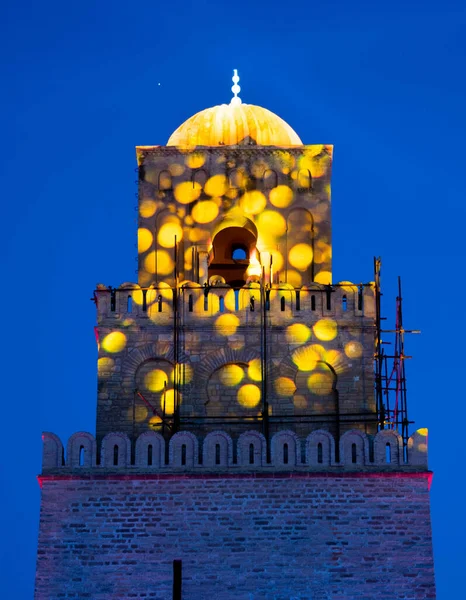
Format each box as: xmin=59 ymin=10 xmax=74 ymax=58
xmin=374 ymin=257 xmax=418 ymax=452
xmin=118 ymin=255 xmax=417 ymax=456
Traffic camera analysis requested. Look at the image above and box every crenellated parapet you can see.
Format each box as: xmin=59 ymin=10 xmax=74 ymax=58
xmin=41 ymin=428 xmax=429 ymax=474
xmin=94 ymin=281 xmax=376 ymax=324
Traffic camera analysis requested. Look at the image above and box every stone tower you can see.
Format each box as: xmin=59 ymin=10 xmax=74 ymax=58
xmin=35 ymin=76 xmax=436 ymax=599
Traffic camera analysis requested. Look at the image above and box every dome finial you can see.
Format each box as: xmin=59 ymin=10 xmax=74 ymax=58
xmin=230 ymin=69 xmax=242 ymax=106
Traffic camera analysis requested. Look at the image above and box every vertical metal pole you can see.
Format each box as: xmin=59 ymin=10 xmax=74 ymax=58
xmin=173 ymin=236 xmax=180 ymax=434
xmin=374 ymin=257 xmax=383 ymax=431
xmin=173 ymin=559 xmax=182 ymax=600
xmin=261 ymin=267 xmax=270 ymax=462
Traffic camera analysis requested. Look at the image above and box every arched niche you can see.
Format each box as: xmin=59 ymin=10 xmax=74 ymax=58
xmin=285 ymin=207 xmax=315 ymax=284
xmin=208 ymin=218 xmax=259 ymax=287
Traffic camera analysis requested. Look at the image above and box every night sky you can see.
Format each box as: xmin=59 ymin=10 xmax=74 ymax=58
xmin=1 ymin=1 xmax=465 ymax=598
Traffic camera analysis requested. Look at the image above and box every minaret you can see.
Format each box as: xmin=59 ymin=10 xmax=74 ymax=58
xmin=35 ymin=72 xmax=436 ymax=599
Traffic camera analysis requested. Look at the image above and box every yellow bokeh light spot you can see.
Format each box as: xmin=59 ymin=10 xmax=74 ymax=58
xmin=339 ymin=281 xmax=357 ymax=292
xmin=248 ymin=358 xmax=262 ymax=382
xmin=101 ymin=331 xmax=126 ymax=353
xmin=223 ymin=288 xmax=238 ymax=311
xmin=237 ymin=384 xmax=261 ymax=408
xmin=344 ymin=341 xmax=363 ymax=359
xmin=307 ymin=372 xmax=334 ymax=395
xmin=286 ymin=270 xmax=303 ymax=288
xmin=131 ymin=288 xmax=145 ymax=306
xmin=293 ymin=394 xmax=307 ymax=409
xmin=286 ymin=323 xmax=311 ymax=344
xmin=219 ymin=364 xmax=244 ymax=386
xmin=132 ymin=405 xmax=148 ymax=423
xmin=417 ymin=428 xmax=428 ymax=437
xmin=174 ymin=181 xmax=202 ymax=204
xmin=154 ymin=281 xmax=173 ymax=300
xmin=215 ymin=313 xmax=240 ymax=336
xmin=204 ymin=174 xmax=228 ymax=197
xmin=97 ymin=357 xmax=114 ymax=377
xmin=162 ymin=389 xmax=181 ymax=415
xmin=144 ymin=250 xmax=174 ymax=275
xmin=192 ymin=200 xmax=219 ymax=224
xmin=240 ymin=191 xmax=267 ymax=215
xmin=269 ymin=185 xmax=294 ymax=208
xmin=324 ymin=349 xmax=345 ymax=374
xmin=139 ymin=199 xmax=157 ymax=218
xmin=169 ymin=162 xmax=184 ymax=176
xmin=144 ymin=369 xmax=169 ymax=392
xmin=149 ymin=414 xmax=162 ymax=429
xmin=171 ymin=363 xmax=193 ymax=385
xmin=275 ymin=377 xmax=296 ymax=396
xmin=299 ymin=148 xmax=330 ymax=178
xmin=292 ymin=345 xmax=322 ymax=371
xmin=313 ymin=318 xmax=338 ymax=341
xmin=158 ymin=222 xmax=183 ymax=248
xmin=185 ymin=152 xmax=206 ymax=169
xmin=289 ymin=243 xmax=313 ymax=271
xmin=138 ymin=228 xmax=153 ymax=254
xmin=314 ymin=270 xmax=332 ymax=285
xmin=188 ymin=227 xmax=209 ymax=243
xmin=256 ymin=210 xmax=287 ymax=237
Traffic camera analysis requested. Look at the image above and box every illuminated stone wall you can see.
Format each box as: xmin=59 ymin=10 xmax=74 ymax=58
xmin=136 ymin=145 xmax=333 ymax=287
xmin=95 ymin=283 xmax=376 ymax=441
xmin=36 ymin=430 xmax=434 ymax=599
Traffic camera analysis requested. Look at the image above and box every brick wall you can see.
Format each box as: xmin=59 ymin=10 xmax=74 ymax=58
xmin=35 ymin=472 xmax=435 ymax=600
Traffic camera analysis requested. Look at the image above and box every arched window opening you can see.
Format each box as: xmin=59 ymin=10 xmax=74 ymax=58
xmin=229 ymin=168 xmax=247 ymax=189
xmin=351 ymin=443 xmax=357 ymax=464
xmin=283 ymin=443 xmax=289 ymax=465
xmin=317 ymin=442 xmax=323 ymax=464
xmin=385 ymin=443 xmax=391 ymax=464
xmin=158 ymin=170 xmax=172 ymax=191
xmin=208 ymin=223 xmax=257 ymax=288
xmin=192 ymin=169 xmax=208 ymax=188
xmin=158 ymin=295 xmax=163 ymax=312
xmin=232 ymin=246 xmax=248 ymax=260
xmin=148 ymin=444 xmax=153 ymax=466
xmin=280 ymin=296 xmax=285 ymax=311
xmin=215 ymin=443 xmax=221 ymax=465
xmin=181 ymin=444 xmax=187 ymax=466
xmin=142 ymin=289 xmax=147 ymax=312
xmin=127 ymin=295 xmax=132 ymax=313
xmin=234 ymin=289 xmax=240 ymax=311
xmin=326 ymin=288 xmax=332 ymax=310
xmin=297 ymin=169 xmax=312 ymax=190
xmin=342 ymin=295 xmax=347 ymax=312
xmin=113 ymin=445 xmax=119 ymax=466
xmin=263 ymin=169 xmax=278 ymax=189
xmin=79 ymin=445 xmax=85 ymax=467
xmin=311 ymin=295 xmax=316 ymax=311
xmin=110 ymin=289 xmax=116 ymax=312
xmin=265 ymin=290 xmax=270 ymax=311
xmin=219 ymin=296 xmax=225 ymax=312
xmin=249 ymin=443 xmax=255 ymax=465
xmin=296 ymin=291 xmax=301 ymax=311
xmin=250 ymin=295 xmax=255 ymax=312
xmin=188 ymin=294 xmax=193 ymax=312
xmin=358 ymin=286 xmax=364 ymax=311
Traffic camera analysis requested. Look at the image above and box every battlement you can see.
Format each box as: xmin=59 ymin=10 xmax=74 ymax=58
xmin=94 ymin=282 xmax=376 ymax=323
xmin=41 ymin=428 xmax=429 ymax=475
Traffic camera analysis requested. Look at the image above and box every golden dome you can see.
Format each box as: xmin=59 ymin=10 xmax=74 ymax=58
xmin=167 ymin=103 xmax=302 ymax=147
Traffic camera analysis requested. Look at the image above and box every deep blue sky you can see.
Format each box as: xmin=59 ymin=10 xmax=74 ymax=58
xmin=1 ymin=1 xmax=465 ymax=598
